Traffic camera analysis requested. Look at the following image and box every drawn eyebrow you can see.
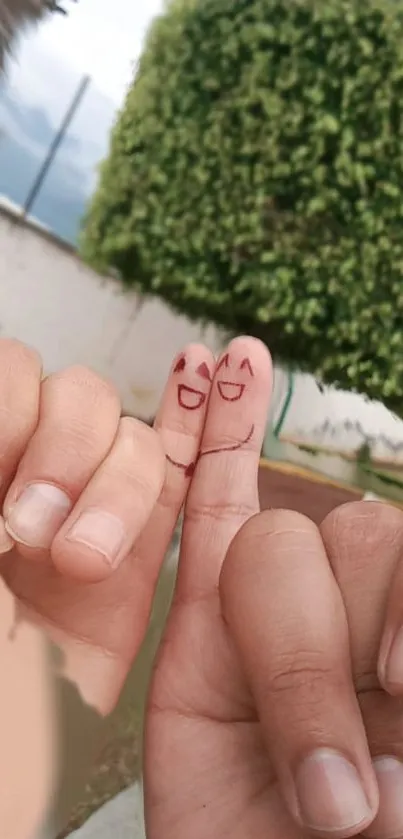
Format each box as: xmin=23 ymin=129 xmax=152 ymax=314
xmin=173 ymin=355 xmax=186 ymax=373
xmin=240 ymin=358 xmax=254 ymax=377
xmin=196 ymin=362 xmax=212 ymax=381
xmin=217 ymin=353 xmax=229 ymax=371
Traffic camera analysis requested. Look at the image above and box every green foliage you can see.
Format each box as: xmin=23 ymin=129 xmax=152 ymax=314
xmin=81 ymin=0 xmax=403 ymax=412
xmin=361 ymin=466 xmax=403 ymax=491
xmin=356 ymin=440 xmax=372 ymax=464
xmin=297 ymin=444 xmax=319 ymax=456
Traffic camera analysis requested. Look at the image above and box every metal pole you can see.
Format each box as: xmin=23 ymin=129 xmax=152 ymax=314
xmin=22 ymin=73 xmax=91 ymax=219
xmin=273 ymin=370 xmax=294 ymax=438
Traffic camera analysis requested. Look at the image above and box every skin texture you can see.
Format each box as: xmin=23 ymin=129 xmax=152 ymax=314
xmin=0 ymin=338 xmax=216 ymax=713
xmin=145 ymin=494 xmax=403 ymax=838
xmin=0 ymin=577 xmax=57 ymax=839
xmin=1 ymin=336 xmax=403 ymax=838
xmin=0 ymin=335 xmax=268 ymax=835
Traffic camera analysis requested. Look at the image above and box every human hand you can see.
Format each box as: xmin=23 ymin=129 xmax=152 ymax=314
xmin=0 ymin=338 xmax=215 ymax=713
xmin=218 ymin=502 xmax=403 ymax=839
xmin=144 ymin=339 xmax=403 ymax=839
xmin=0 ymin=576 xmax=56 ymax=839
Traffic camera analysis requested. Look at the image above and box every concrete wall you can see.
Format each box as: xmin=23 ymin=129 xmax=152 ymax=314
xmin=0 ymin=207 xmax=223 ymax=419
xmin=1 ymin=205 xmax=403 ymax=463
xmin=269 ymin=367 xmax=403 ymax=465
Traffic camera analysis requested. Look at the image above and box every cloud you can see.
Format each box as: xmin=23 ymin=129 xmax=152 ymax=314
xmin=3 ymin=38 xmax=117 ymax=181
xmin=10 ymin=0 xmax=165 ymax=104
xmin=1 ymin=0 xmax=165 ymax=196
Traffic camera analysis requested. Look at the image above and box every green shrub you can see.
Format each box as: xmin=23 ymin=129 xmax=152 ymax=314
xmin=81 ymin=0 xmax=403 ymax=412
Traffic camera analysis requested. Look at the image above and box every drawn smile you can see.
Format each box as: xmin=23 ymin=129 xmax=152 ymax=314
xmin=201 ymin=424 xmax=254 ymax=457
xmin=217 ymin=381 xmax=245 ymax=402
xmin=178 ymin=384 xmax=207 ymax=410
xmin=166 ymin=424 xmax=254 ymax=476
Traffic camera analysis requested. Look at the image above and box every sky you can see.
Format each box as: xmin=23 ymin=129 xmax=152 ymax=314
xmin=1 ymin=0 xmax=165 ymax=179
xmin=11 ymin=0 xmax=164 ymax=106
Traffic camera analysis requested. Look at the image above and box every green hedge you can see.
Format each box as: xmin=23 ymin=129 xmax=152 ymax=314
xmin=81 ymin=0 xmax=403 ymax=412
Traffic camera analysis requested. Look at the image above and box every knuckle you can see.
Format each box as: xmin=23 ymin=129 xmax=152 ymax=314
xmin=46 ymin=365 xmax=120 ymax=408
xmin=121 ymin=417 xmax=165 ymax=466
xmin=228 ymin=508 xmax=317 ymax=560
xmin=120 ymin=415 xmax=155 ymax=445
xmin=0 ymin=338 xmax=42 ymax=376
xmin=115 ymin=417 xmax=165 ymax=490
xmin=323 ymin=499 xmax=403 ymax=534
xmin=45 ymin=425 xmax=103 ymax=464
xmin=185 ymin=499 xmax=257 ymax=526
xmin=321 ymin=500 xmax=403 ymax=568
xmin=268 ymin=650 xmax=336 ymax=700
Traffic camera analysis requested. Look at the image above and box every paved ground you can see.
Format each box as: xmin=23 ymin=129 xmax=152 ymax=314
xmin=258 ymin=463 xmax=362 ymax=524
xmin=62 ymin=463 xmax=365 ymax=839
xmin=67 ymin=785 xmax=144 ymax=839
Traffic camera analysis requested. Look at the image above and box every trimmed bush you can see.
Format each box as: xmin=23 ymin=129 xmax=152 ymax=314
xmin=82 ymin=0 xmax=403 ymax=412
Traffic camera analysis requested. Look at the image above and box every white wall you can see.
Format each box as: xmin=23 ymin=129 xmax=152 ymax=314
xmin=269 ymin=367 xmax=403 ymax=465
xmin=1 ymin=207 xmax=403 ymax=463
xmin=0 ymin=209 xmax=223 ymax=419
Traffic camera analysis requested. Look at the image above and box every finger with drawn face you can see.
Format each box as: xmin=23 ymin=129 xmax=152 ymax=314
xmin=177 ymin=335 xmax=272 ymax=598
xmin=156 ymin=345 xmax=215 ymax=483
xmin=120 ymin=342 xmax=216 ymax=602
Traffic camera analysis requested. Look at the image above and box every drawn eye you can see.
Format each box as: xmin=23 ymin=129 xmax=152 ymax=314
xmin=240 ymin=358 xmax=254 ymax=377
xmin=196 ymin=362 xmax=212 ymax=381
xmin=173 ymin=356 xmax=186 ymax=373
xmin=217 ymin=353 xmax=229 ymax=371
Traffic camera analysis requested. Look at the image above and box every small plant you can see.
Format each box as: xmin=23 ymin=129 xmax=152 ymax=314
xmin=297 ymin=444 xmax=319 ymax=457
xmin=356 ymin=441 xmax=372 ymax=465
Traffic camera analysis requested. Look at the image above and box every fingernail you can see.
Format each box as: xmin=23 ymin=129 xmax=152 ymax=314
xmin=65 ymin=510 xmax=125 ymax=567
xmin=295 ymin=749 xmax=373 ymax=833
xmin=365 ymin=758 xmax=403 ymax=839
xmin=384 ymin=628 xmax=403 ymax=689
xmin=5 ymin=483 xmax=72 ymax=548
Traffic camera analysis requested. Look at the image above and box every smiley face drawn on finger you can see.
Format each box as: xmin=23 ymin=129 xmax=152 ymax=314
xmin=167 ymin=351 xmax=256 ymax=477
xmin=216 ymin=353 xmax=254 ymax=402
xmin=174 ymin=356 xmax=212 ymax=411
xmin=195 ymin=352 xmax=255 ymax=458
xmin=166 ymin=355 xmax=213 ymax=477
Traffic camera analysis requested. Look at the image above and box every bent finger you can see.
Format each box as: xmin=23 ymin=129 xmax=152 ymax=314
xmin=52 ymin=417 xmax=165 ymax=582
xmin=179 ymin=336 xmax=272 ymax=599
xmin=3 ymin=365 xmax=121 ymax=556
xmin=220 ymin=509 xmax=378 ymax=839
xmin=132 ymin=342 xmax=216 ymax=588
